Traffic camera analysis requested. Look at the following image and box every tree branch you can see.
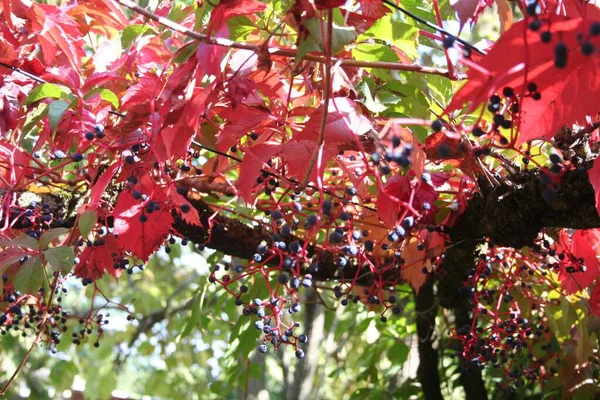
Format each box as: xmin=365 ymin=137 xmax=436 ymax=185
xmin=415 ymin=279 xmax=443 ymax=400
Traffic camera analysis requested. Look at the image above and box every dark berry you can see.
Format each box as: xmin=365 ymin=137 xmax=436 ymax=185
xmin=502 ymin=87 xmax=515 ymax=98
xmin=554 ymin=42 xmax=567 ymax=68
xmin=431 ymin=119 xmax=443 ymax=132
xmin=581 ymin=42 xmax=595 ymax=56
xmin=529 ymin=20 xmax=541 ymax=31
xmin=540 ymin=31 xmax=552 ymax=43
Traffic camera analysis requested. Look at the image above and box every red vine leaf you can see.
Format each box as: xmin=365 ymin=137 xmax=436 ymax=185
xmin=206 ymin=0 xmax=266 ymax=37
xmin=113 ymin=175 xmax=173 ymax=261
xmin=0 ymin=36 xmax=17 ymax=63
xmin=557 ymin=229 xmax=600 ymax=295
xmin=169 ymin=187 xmax=201 ymax=227
xmin=0 ymin=142 xmax=33 ymax=188
xmin=90 ymin=162 xmax=121 ymax=208
xmin=446 ymin=11 xmax=600 ymax=146
xmin=74 ymin=234 xmax=122 ymax=280
xmin=32 ymin=4 xmax=86 ymax=72
xmin=237 ymin=142 xmax=282 ymax=202
xmin=376 ymin=175 xmax=410 ymax=228
xmin=296 ymin=98 xmax=373 ymax=145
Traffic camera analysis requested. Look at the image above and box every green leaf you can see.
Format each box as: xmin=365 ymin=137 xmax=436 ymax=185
xmin=78 ymin=210 xmax=97 ymax=238
xmin=121 ymin=24 xmax=153 ymax=49
xmin=99 ymin=89 xmax=119 ymax=109
xmin=387 ymin=340 xmax=410 ymax=365
xmin=50 ymin=360 xmax=78 ymax=391
xmin=22 ymin=104 xmax=49 ymax=135
xmin=14 ymin=256 xmax=44 ymax=293
xmin=304 ymin=18 xmax=357 ymax=55
xmin=84 ymin=365 xmax=117 ymax=400
xmin=48 ymin=100 xmax=69 ymax=133
xmin=24 ymin=83 xmax=67 ymax=105
xmin=39 ymin=227 xmax=70 ymax=250
xmin=227 ymin=16 xmax=256 ymax=41
xmin=43 ymin=246 xmax=74 ymax=274
xmin=8 ymin=233 xmax=38 ymax=250
xmin=178 ymin=284 xmax=206 ymax=341
xmin=173 ymin=42 xmax=199 ymax=64
xmin=352 ymin=43 xmax=399 ymax=80
xmin=210 ymin=381 xmax=225 ymax=395
xmin=358 ymin=15 xmax=419 ymax=59
xmin=248 ymin=363 xmax=261 ymax=380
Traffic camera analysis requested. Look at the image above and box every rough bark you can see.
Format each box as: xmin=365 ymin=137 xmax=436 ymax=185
xmin=455 ymin=306 xmax=488 ymax=400
xmin=415 ymin=279 xmax=443 ymax=400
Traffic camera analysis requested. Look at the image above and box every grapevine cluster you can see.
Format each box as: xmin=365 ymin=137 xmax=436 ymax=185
xmin=207 ymin=130 xmax=447 ymax=355
xmin=450 ymin=231 xmax=600 ymax=394
xmin=0 ymin=274 xmax=116 ymax=352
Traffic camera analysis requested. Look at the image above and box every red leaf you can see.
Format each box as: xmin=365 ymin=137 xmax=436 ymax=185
xmin=121 ymin=74 xmax=162 ymax=108
xmin=0 ymin=36 xmax=17 ymax=63
xmin=358 ymin=0 xmax=390 ymax=19
xmin=0 ymin=82 xmax=20 ymax=135
xmin=557 ymin=229 xmax=600 ymax=295
xmin=449 ymin=0 xmax=493 ymax=28
xmin=376 ymin=175 xmax=410 ymax=228
xmin=296 ymin=97 xmax=373 ymax=145
xmin=113 ymin=175 xmax=173 ymax=261
xmin=90 ymin=162 xmax=121 ymax=207
xmin=588 ymin=156 xmax=600 ymax=217
xmin=33 ymin=4 xmax=86 ymax=72
xmin=280 ymin=140 xmax=337 ymax=185
xmin=168 ymin=187 xmax=201 ymax=227
xmin=237 ymin=142 xmax=283 ymax=202
xmin=216 ymin=106 xmax=274 ymax=151
xmin=206 ymin=0 xmax=266 ymax=37
xmin=0 ymin=142 xmax=33 ymax=188
xmin=74 ymin=234 xmax=122 ymax=280
xmin=447 ymin=14 xmax=600 ymax=146
xmin=314 ymin=0 xmax=346 ymax=10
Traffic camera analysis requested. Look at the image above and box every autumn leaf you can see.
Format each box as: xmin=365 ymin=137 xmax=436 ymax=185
xmin=0 ymin=141 xmax=33 ymax=188
xmin=295 ymin=97 xmax=373 ymax=145
xmin=74 ymin=234 xmax=122 ymax=280
xmin=447 ymin=12 xmax=600 ymax=146
xmin=168 ymin=186 xmax=201 ymax=227
xmin=89 ymin=162 xmax=121 ymax=208
xmin=557 ymin=229 xmax=600 ymax=295
xmin=376 ymin=175 xmax=410 ymax=228
xmin=113 ymin=175 xmax=173 ymax=261
xmin=0 ymin=36 xmax=17 ymax=63
xmin=33 ymin=4 xmax=86 ymax=73
xmin=450 ymin=0 xmax=480 ymax=28
xmin=237 ymin=142 xmax=282 ymax=202
xmin=206 ymin=0 xmax=266 ymax=37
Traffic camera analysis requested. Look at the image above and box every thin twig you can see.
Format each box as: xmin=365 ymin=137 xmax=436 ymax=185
xmin=382 ymin=0 xmax=486 ymax=56
xmin=0 ymin=61 xmax=47 ymax=83
xmin=116 ymin=0 xmax=458 ymax=79
xmin=0 ymin=275 xmax=59 ymax=397
xmin=300 ymin=10 xmax=334 ymax=189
